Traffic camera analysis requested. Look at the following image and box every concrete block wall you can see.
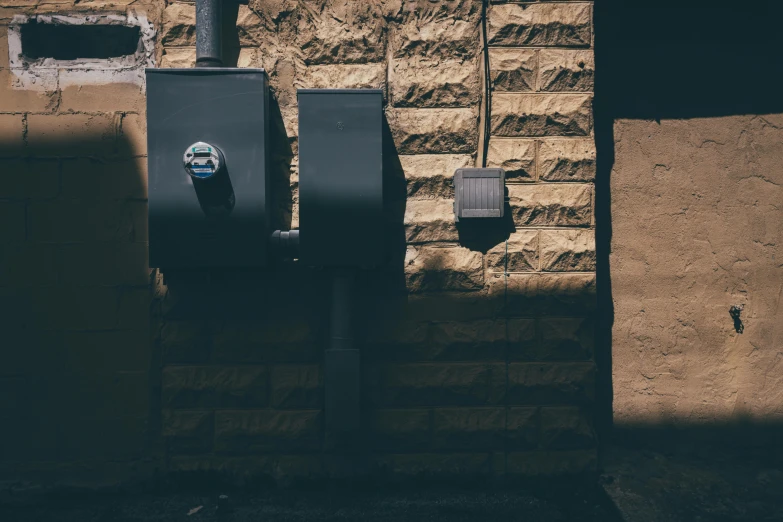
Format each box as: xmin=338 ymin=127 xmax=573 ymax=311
xmin=0 ymin=0 xmax=596 ymax=487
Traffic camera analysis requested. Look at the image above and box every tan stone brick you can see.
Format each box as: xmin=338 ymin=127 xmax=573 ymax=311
xmin=506 ymin=406 xmax=538 ymax=449
xmin=433 ymin=407 xmax=505 ymax=449
xmin=211 ymin=318 xmax=318 ymax=363
xmin=540 ymin=406 xmax=595 ymax=449
xmin=389 ymin=108 xmax=478 ymax=154
xmin=392 ymin=16 xmax=478 ymax=61
xmin=297 ymin=0 xmax=385 ymax=64
xmin=0 ymin=69 xmax=59 ymax=114
xmin=60 ymin=83 xmax=145 ymax=114
xmin=488 ymin=3 xmax=591 ymax=47
xmin=27 ymin=200 xmax=146 ymax=242
xmin=405 ymin=245 xmax=484 ymax=292
xmin=372 ymin=363 xmax=506 ymax=407
xmin=24 ymin=286 xmax=124 ymax=330
xmin=486 ymin=139 xmax=535 ymax=181
xmin=162 ymin=366 xmax=268 ymax=408
xmin=371 ymin=409 xmax=431 ymax=450
xmin=404 ymin=198 xmax=458 ymax=243
xmin=539 ymin=138 xmax=596 ymax=181
xmin=0 ymin=159 xmax=59 ymax=199
xmin=163 ymin=410 xmax=213 ymax=454
xmin=214 ymin=409 xmax=322 ymax=452
xmin=540 ymin=317 xmax=594 ymax=361
xmin=58 ymin=242 xmax=149 ymax=286
xmin=298 ymin=63 xmax=386 ymax=90
xmin=0 ymin=114 xmax=24 ymax=157
xmin=428 ymin=319 xmax=507 ymax=361
xmin=161 ymin=2 xmax=196 ymax=46
xmin=160 ymin=48 xmax=195 ymax=68
xmin=0 ymin=243 xmax=57 ymax=287
xmin=236 ymin=4 xmax=266 ymax=46
xmin=400 ymin=154 xmax=472 ymax=198
xmin=500 ymin=273 xmax=596 ymax=316
xmin=506 ymin=318 xmax=537 ymax=361
xmin=539 ymin=49 xmax=595 ymax=92
xmin=26 ymin=114 xmax=118 ymax=157
xmin=507 ymin=362 xmax=595 ymax=404
xmin=61 ymin=157 xmax=147 ymax=200
xmin=491 ymin=94 xmax=592 ymax=137
xmin=489 ymin=48 xmax=536 ymax=92
xmin=119 ymin=113 xmax=146 ymax=157
xmin=390 ymin=58 xmax=479 ymax=108
xmin=540 ymin=229 xmax=595 ymax=271
xmin=487 ymin=229 xmax=539 ymax=272
xmin=508 ymin=183 xmax=592 ymax=226
xmin=506 ymin=450 xmax=597 ymax=476
xmin=270 ymin=365 xmax=322 ymax=408
xmin=0 ymin=201 xmax=25 ymax=242
xmin=160 ymin=320 xmax=211 ymax=364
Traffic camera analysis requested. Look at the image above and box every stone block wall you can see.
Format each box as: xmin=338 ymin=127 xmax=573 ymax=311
xmin=0 ymin=0 xmax=596 ymax=487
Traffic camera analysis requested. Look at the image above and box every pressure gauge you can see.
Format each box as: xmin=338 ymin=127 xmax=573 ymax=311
xmin=183 ymin=142 xmax=225 ymax=180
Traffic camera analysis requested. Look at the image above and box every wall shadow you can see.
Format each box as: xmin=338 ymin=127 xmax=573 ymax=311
xmin=594 ymin=0 xmax=783 ymax=455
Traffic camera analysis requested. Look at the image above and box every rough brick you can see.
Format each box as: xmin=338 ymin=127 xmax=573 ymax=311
xmin=400 ymin=154 xmax=472 ymax=198
xmin=433 ymin=407 xmax=505 ymax=449
xmin=0 ymin=159 xmax=59 ymax=200
xmin=507 ymin=362 xmax=595 ymax=404
xmin=540 ymin=317 xmax=593 ymax=361
xmin=61 ymin=157 xmax=147 ymax=200
xmin=540 ymin=406 xmax=595 ymax=449
xmin=0 ymin=201 xmax=26 ymax=243
xmin=506 ymin=450 xmax=597 ymax=476
xmin=489 ymin=48 xmax=536 ymax=92
xmin=160 ymin=320 xmax=211 ymax=364
xmin=507 ymin=406 xmax=539 ymax=449
xmin=508 ymin=183 xmax=592 ymax=226
xmin=26 ymin=114 xmax=117 ymax=157
xmin=58 ymin=243 xmax=149 ymax=286
xmin=539 ymin=139 xmax=596 ymax=182
xmin=27 ymin=201 xmax=146 ymax=242
xmin=299 ymin=63 xmax=386 ymax=90
xmin=388 ymin=108 xmax=478 ymax=154
xmin=539 ymin=49 xmax=595 ymax=92
xmin=486 ymin=139 xmax=535 ymax=181
xmin=0 ymin=114 xmax=25 ymax=157
xmin=506 ymin=318 xmax=537 ymax=361
xmin=235 ymin=4 xmax=267 ymax=46
xmin=371 ymin=409 xmax=431 ymax=450
xmin=375 ymin=453 xmax=493 ymax=477
xmin=372 ymin=363 xmax=505 ymax=407
xmin=161 ymin=48 xmax=195 ymax=68
xmin=498 ymin=273 xmax=596 ymax=316
xmin=405 ymin=198 xmax=459 ymax=243
xmin=21 ymin=286 xmax=123 ymax=330
xmin=405 ymin=245 xmax=484 ymax=292
xmin=491 ymin=94 xmax=592 ymax=137
xmin=0 ymin=68 xmax=59 ymax=114
xmin=0 ymin=243 xmax=57 ymax=287
xmin=163 ymin=410 xmax=213 ymax=454
xmin=60 ymin=83 xmax=145 ymax=114
xmin=162 ymin=366 xmax=268 ymax=408
xmin=214 ymin=410 xmax=322 ymax=453
xmin=119 ymin=113 xmax=147 ymax=157
xmin=56 ymin=329 xmax=151 ymax=374
xmin=540 ymin=229 xmax=595 ymax=271
xmin=429 ymin=319 xmax=506 ymax=361
xmin=486 ymin=230 xmax=539 ymax=272
xmin=391 ymin=58 xmax=479 ymax=108
xmin=393 ymin=16 xmax=479 ymax=61
xmin=211 ymin=318 xmax=318 ymax=363
xmin=488 ymin=3 xmax=591 ymax=47
xmin=270 ymin=365 xmax=322 ymax=408
xmin=161 ymin=2 xmax=196 ymax=46
xmin=297 ymin=1 xmax=385 ymax=64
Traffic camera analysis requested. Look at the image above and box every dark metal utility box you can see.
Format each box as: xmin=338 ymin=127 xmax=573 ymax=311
xmin=297 ymin=89 xmax=384 ymax=267
xmin=146 ymin=68 xmax=270 ymax=268
xmin=454 ymin=168 xmax=505 ymax=221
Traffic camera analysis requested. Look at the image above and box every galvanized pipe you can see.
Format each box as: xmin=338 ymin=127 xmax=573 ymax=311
xmin=195 ymin=0 xmax=222 ymax=67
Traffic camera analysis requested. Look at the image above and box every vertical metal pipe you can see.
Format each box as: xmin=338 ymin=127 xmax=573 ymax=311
xmin=196 ymin=0 xmax=222 ymax=67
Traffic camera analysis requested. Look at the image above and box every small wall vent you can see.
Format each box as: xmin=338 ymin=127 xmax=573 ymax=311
xmin=20 ymin=21 xmax=141 ymax=61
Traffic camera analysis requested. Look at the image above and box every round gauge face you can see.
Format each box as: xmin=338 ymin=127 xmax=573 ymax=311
xmin=183 ymin=142 xmax=222 ymax=179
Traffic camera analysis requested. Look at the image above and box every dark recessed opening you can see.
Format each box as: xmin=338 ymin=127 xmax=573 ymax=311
xmin=20 ymin=21 xmax=141 ymax=60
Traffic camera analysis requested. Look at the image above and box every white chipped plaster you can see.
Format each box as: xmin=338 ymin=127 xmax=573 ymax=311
xmin=7 ymin=11 xmax=156 ymax=91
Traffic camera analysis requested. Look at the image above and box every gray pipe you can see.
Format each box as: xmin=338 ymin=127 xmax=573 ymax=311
xmin=196 ymin=0 xmax=222 ymax=67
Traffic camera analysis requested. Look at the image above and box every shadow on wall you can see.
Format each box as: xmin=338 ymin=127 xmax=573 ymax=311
xmin=594 ymin=0 xmax=783 ymax=457
xmin=0 ymin=131 xmax=156 ymax=485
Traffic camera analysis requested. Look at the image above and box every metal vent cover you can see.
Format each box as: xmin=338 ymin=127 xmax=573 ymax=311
xmin=454 ymin=168 xmax=505 ymax=221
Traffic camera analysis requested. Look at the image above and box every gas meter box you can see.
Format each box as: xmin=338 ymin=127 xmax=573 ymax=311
xmin=146 ymin=68 xmax=270 ymax=268
xmin=297 ymin=89 xmax=385 ymax=267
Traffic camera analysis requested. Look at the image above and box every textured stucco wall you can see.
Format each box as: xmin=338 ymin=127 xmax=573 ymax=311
xmin=0 ymin=0 xmax=598 ymax=488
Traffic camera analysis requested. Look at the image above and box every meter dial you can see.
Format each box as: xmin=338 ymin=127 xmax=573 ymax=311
xmin=183 ymin=142 xmax=225 ymax=180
